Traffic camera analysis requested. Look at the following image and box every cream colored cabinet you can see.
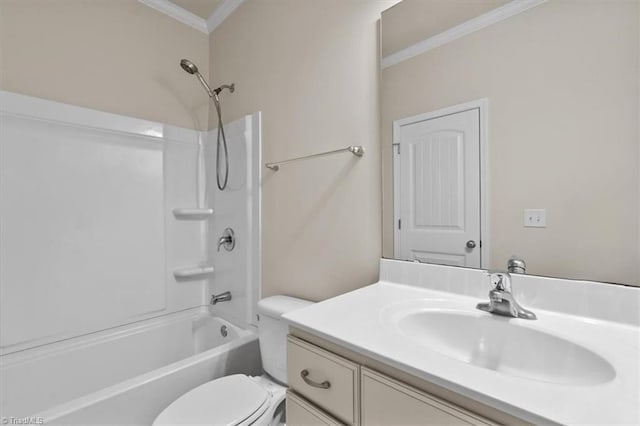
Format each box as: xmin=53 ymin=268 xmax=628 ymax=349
xmin=287 ymin=336 xmax=360 ymax=425
xmin=287 ymin=391 xmax=344 ymax=426
xmin=361 ymin=368 xmax=495 ymax=426
xmin=287 ymin=335 xmax=499 ymax=426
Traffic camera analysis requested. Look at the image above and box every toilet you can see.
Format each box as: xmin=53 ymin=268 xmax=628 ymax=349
xmin=153 ymin=296 xmax=313 ymax=426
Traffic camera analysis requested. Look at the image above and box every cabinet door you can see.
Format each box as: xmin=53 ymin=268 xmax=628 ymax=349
xmin=287 ymin=391 xmax=344 ymax=426
xmin=288 ymin=336 xmax=360 ymax=425
xmin=361 ymin=368 xmax=496 ymax=426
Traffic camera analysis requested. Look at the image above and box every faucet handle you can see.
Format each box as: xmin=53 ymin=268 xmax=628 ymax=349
xmin=485 ymin=271 xmax=512 ymax=292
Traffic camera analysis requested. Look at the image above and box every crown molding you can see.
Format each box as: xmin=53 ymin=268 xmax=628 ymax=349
xmin=139 ymin=0 xmax=209 ymax=34
xmin=207 ymin=0 xmax=245 ymax=33
xmin=139 ymin=0 xmax=244 ymax=35
xmin=381 ymin=0 xmax=548 ymax=69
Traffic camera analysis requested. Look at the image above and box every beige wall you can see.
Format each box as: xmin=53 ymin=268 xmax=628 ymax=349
xmin=381 ymin=0 xmax=639 ymax=285
xmin=208 ymin=0 xmax=395 ymax=301
xmin=1 ymin=0 xmax=393 ymax=302
xmin=0 ymin=0 xmax=210 ymax=130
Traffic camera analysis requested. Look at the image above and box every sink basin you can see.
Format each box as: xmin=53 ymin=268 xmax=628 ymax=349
xmin=388 ymin=306 xmax=615 ymax=386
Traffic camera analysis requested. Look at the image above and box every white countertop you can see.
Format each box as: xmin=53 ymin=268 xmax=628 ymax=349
xmin=283 ymin=277 xmax=640 ymax=425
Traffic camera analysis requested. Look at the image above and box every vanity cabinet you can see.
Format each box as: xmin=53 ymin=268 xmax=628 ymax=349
xmin=287 ymin=336 xmax=359 ymax=425
xmin=286 ymin=391 xmax=344 ymax=426
xmin=287 ymin=335 xmax=498 ymax=426
xmin=360 ymin=368 xmax=494 ymax=425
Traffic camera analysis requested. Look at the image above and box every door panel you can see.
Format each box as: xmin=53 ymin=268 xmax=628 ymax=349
xmin=395 ymin=108 xmax=481 ymax=267
xmin=411 ymin=130 xmax=465 ymax=229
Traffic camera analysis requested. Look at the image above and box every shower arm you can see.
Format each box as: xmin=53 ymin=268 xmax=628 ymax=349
xmin=213 ymin=84 xmax=235 ymax=96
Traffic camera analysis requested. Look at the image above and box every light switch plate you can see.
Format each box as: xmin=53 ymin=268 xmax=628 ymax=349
xmin=524 ymin=209 xmax=546 ymax=227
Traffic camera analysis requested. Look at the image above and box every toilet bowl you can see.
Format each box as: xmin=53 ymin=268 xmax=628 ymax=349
xmin=153 ymin=296 xmax=312 ymax=426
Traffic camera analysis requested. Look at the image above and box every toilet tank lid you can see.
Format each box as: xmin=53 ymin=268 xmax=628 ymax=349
xmin=258 ymin=295 xmax=313 ymax=318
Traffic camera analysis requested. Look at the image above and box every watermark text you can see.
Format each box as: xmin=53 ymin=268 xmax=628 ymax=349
xmin=1 ymin=417 xmax=44 ymax=425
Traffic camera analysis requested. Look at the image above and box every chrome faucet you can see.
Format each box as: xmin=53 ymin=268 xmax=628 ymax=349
xmin=210 ymin=291 xmax=232 ymax=305
xmin=476 ymin=271 xmax=537 ymax=320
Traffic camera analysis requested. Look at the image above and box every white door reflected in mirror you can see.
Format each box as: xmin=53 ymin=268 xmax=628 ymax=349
xmin=394 ymin=105 xmax=485 ymax=268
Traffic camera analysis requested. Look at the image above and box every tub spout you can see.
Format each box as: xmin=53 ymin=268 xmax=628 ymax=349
xmin=210 ymin=291 xmax=232 ymax=305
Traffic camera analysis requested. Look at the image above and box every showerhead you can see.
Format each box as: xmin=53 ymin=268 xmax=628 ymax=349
xmin=180 ymin=59 xmax=199 ymax=75
xmin=179 ymin=59 xmax=235 ymax=191
xmin=180 ymin=59 xmax=234 ymax=100
xmin=180 ymin=58 xmax=214 ymax=98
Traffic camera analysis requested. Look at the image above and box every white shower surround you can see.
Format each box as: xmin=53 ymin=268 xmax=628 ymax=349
xmin=0 ymin=91 xmax=262 ymax=422
xmin=206 ymin=112 xmax=262 ymax=328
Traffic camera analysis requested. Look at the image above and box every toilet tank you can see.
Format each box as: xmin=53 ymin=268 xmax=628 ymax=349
xmin=257 ymin=296 xmax=313 ymax=384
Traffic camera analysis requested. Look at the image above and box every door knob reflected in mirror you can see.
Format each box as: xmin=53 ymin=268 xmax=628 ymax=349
xmin=218 ymin=228 xmax=235 ymax=252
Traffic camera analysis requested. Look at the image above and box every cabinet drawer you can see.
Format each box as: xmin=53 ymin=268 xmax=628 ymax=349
xmin=287 ymin=336 xmax=359 ymax=425
xmin=287 ymin=391 xmax=344 ymax=426
xmin=361 ymin=368 xmax=496 ymax=426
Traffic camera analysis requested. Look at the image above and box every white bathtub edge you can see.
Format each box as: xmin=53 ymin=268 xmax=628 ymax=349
xmin=36 ymin=332 xmax=257 ymax=423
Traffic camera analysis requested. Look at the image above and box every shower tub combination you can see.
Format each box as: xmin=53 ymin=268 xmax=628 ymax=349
xmin=1 ymin=77 xmax=262 ymax=424
xmin=0 ymin=308 xmax=261 ymax=425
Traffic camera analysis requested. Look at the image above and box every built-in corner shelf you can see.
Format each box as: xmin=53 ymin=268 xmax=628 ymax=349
xmin=172 ymin=208 xmax=213 ymax=220
xmin=173 ymin=266 xmax=214 ymax=280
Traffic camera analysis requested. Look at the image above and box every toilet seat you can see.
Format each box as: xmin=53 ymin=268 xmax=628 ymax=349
xmin=153 ymin=375 xmax=270 ymax=426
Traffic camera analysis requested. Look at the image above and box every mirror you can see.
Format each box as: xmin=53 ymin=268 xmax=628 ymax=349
xmin=380 ymin=0 xmax=639 ymax=286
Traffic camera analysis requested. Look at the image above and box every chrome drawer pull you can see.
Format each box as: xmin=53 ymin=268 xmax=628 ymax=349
xmin=300 ymin=369 xmax=331 ymax=389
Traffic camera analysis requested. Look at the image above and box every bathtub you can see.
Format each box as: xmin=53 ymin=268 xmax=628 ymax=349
xmin=0 ymin=307 xmax=262 ymax=425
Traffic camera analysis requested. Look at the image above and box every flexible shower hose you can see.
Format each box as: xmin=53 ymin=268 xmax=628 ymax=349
xmin=214 ymin=94 xmax=229 ymax=191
